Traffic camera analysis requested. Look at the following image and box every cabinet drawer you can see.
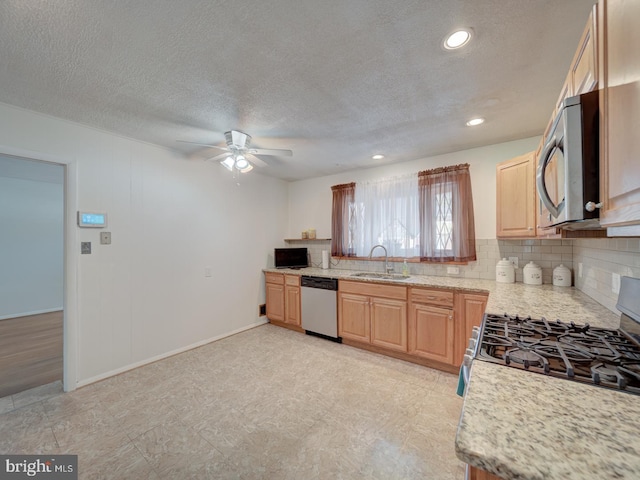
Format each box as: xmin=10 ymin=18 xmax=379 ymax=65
xmin=339 ymin=280 xmax=407 ymax=300
xmin=265 ymin=272 xmax=284 ymax=285
xmin=285 ymin=274 xmax=300 ymax=286
xmin=409 ymin=287 xmax=454 ymax=307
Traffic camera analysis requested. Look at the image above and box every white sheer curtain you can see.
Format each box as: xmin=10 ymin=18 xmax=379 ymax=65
xmin=353 ymin=173 xmax=419 ymax=258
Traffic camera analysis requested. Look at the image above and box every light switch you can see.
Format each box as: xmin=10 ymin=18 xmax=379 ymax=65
xmin=612 ymin=273 xmax=621 ymax=294
xmin=100 ymin=232 xmax=112 ymax=245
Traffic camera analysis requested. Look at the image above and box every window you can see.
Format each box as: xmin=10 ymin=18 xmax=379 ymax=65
xmin=331 ymin=164 xmax=476 ymax=263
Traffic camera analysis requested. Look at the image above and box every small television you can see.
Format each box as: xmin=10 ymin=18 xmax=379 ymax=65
xmin=275 ymin=247 xmax=309 ymax=269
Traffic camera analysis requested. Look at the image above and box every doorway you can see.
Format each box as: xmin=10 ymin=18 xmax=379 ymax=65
xmin=0 ymin=154 xmax=65 ymax=397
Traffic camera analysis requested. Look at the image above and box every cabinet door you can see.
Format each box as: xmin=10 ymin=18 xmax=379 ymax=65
xmin=265 ymin=283 xmax=285 ymax=322
xmin=284 ymin=285 xmax=301 ymax=326
xmin=496 ymin=152 xmax=536 ymax=237
xmin=409 ymin=303 xmax=454 ymax=364
xmin=571 ymin=7 xmax=597 ymax=95
xmin=338 ymin=293 xmax=370 ymax=343
xmin=370 ymin=297 xmax=407 ymax=352
xmin=599 ymin=0 xmax=640 ymax=229
xmin=455 ymin=293 xmax=488 ymax=366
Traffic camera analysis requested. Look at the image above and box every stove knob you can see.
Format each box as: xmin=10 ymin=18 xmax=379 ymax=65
xmin=468 ymin=337 xmax=477 ymax=350
xmin=463 ymin=354 xmax=473 ymax=368
xmin=471 ymin=326 xmax=480 ymax=339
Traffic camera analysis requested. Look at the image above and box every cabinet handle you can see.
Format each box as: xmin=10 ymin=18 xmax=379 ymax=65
xmin=448 ymin=315 xmax=453 ymax=321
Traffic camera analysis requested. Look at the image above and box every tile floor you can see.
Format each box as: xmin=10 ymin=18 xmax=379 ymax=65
xmin=0 ymin=324 xmax=466 ymax=479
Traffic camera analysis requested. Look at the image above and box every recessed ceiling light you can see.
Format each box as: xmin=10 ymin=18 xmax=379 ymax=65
xmin=372 ymin=154 xmax=385 ymax=160
xmin=444 ymin=29 xmax=472 ymax=50
xmin=466 ymin=117 xmax=485 ymax=127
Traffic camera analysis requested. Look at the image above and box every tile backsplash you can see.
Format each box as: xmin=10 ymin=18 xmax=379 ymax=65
xmin=284 ymin=237 xmax=640 ymax=315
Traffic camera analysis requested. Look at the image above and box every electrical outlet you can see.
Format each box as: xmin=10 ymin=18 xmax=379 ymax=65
xmin=100 ymin=231 xmax=111 ymax=245
xmin=612 ymin=273 xmax=621 ymax=294
xmin=578 ymin=263 xmax=583 ymax=278
xmin=81 ymin=242 xmax=91 ymax=254
xmin=204 ymin=267 xmax=212 ymax=277
xmin=447 ymin=266 xmax=460 ymax=275
xmin=508 ymin=257 xmax=519 ymax=269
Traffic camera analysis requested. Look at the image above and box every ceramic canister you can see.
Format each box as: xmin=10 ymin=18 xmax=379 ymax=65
xmin=523 ymin=261 xmax=543 ymax=285
xmin=553 ymin=264 xmax=572 ymax=287
xmin=495 ymin=258 xmax=515 ymax=283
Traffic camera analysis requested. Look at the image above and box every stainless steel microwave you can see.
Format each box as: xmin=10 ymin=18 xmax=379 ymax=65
xmin=536 ymin=89 xmax=600 ymax=229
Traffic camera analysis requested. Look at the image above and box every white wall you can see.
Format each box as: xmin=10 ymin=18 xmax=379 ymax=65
xmin=0 ymin=103 xmax=288 ymax=387
xmin=0 ymin=157 xmax=64 ymax=318
xmin=287 ymin=137 xmax=539 ymax=240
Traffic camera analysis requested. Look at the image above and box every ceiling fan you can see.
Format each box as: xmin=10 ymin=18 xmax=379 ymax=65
xmin=179 ymin=130 xmax=293 ymax=173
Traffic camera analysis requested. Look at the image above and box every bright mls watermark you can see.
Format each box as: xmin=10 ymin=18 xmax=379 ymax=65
xmin=0 ymin=456 xmax=77 ymax=479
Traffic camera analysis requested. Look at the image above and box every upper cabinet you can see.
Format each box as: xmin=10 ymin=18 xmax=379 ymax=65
xmin=496 ymin=152 xmax=536 ymax=238
xmin=598 ymin=0 xmax=640 ymax=233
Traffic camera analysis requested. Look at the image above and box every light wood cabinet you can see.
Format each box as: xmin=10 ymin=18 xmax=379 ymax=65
xmin=408 ymin=287 xmax=455 ymax=365
xmin=338 ymin=292 xmax=371 ymax=343
xmin=468 ymin=465 xmax=503 ymax=480
xmin=265 ymin=273 xmax=285 ymax=322
xmin=338 ymin=280 xmax=407 ymax=351
xmin=265 ymin=272 xmax=302 ymax=331
xmin=284 ymin=275 xmax=301 ymax=326
xmin=496 ymin=152 xmax=536 ymax=237
xmin=598 ymin=0 xmax=640 ymax=232
xmin=571 ymin=7 xmax=598 ymax=96
xmin=370 ymin=297 xmax=407 ymax=352
xmin=455 ymin=293 xmax=488 ymax=366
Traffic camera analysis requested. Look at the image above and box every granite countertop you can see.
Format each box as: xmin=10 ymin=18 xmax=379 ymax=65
xmin=264 ymin=267 xmax=620 ymax=329
xmin=456 ymin=360 xmax=640 ymax=480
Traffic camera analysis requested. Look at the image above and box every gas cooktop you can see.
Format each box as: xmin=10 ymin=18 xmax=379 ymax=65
xmin=476 ymin=313 xmax=640 ymax=395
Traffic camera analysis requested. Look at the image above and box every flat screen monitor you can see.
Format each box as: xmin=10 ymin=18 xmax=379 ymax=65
xmin=274 ymin=247 xmax=309 ymax=269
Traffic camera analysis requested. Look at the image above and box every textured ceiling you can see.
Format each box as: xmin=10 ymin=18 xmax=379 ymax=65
xmin=0 ymin=0 xmax=596 ymax=181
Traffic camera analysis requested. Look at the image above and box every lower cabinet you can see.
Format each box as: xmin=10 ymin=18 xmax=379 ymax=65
xmin=265 ymin=273 xmax=285 ymax=322
xmin=284 ymin=275 xmax=301 ymax=326
xmin=408 ymin=287 xmax=455 ymax=365
xmin=455 ymin=293 xmax=489 ymax=365
xmin=338 ymin=292 xmax=370 ymax=343
xmin=338 ymin=281 xmax=407 ymax=352
xmin=265 ymin=272 xmax=301 ymax=330
xmin=468 ymin=465 xmax=503 ymax=480
xmin=370 ymin=297 xmax=407 ymax=352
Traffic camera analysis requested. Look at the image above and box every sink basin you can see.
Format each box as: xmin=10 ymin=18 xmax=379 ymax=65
xmin=350 ymin=272 xmax=411 ymax=280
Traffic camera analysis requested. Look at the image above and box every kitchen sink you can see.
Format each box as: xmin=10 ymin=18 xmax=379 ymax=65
xmin=350 ymin=272 xmax=411 ymax=280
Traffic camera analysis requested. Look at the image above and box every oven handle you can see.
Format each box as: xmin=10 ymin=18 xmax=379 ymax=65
xmin=536 ymin=134 xmax=562 ymax=219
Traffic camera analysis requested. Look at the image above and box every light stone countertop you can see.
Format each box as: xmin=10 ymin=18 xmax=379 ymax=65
xmin=264 ymin=267 xmax=620 ymax=328
xmin=265 ymin=267 xmax=635 ymax=479
xmin=456 ymin=360 xmax=640 ymax=480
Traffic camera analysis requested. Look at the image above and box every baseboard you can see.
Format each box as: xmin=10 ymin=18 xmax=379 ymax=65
xmin=0 ymin=308 xmax=63 ymax=321
xmin=74 ymin=319 xmax=269 ymax=390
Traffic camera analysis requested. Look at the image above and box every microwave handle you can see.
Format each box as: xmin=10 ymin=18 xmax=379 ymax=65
xmin=536 ymin=135 xmax=561 ymax=218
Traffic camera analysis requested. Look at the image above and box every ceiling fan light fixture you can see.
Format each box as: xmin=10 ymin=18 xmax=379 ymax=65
xmin=221 ymin=156 xmax=235 ymax=171
xmin=238 ymin=163 xmax=253 ymax=173
xmin=235 ymin=155 xmax=249 ymax=169
xmin=444 ymin=29 xmax=472 ymax=50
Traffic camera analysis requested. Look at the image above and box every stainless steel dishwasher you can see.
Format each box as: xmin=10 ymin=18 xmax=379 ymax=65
xmin=300 ymin=275 xmax=340 ymax=342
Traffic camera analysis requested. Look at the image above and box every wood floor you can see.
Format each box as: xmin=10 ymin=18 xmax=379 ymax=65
xmin=0 ymin=310 xmax=63 ymax=398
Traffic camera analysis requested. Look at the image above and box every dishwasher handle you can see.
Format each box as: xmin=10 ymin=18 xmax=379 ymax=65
xmin=301 ymin=275 xmax=338 ymax=290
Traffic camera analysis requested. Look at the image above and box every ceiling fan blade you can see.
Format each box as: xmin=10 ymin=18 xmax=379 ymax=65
xmin=177 ymin=140 xmax=230 ymax=152
xmin=247 ymin=154 xmax=268 ymax=168
xmin=206 ymin=152 xmax=232 ymax=162
xmin=248 ymin=148 xmax=293 ymax=157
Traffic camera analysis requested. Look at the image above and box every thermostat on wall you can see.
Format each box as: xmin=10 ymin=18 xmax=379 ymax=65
xmin=77 ymin=211 xmax=107 ymax=228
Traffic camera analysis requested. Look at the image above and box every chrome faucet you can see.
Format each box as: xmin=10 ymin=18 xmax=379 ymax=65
xmin=368 ymin=244 xmax=393 ymax=273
